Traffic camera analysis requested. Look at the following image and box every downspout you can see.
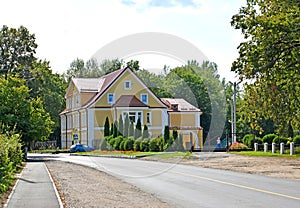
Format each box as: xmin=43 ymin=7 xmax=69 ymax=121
xmin=86 ymin=109 xmax=88 ymax=146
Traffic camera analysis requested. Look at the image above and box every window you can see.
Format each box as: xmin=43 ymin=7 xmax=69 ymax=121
xmin=76 ymin=95 xmax=80 ymax=107
xmin=108 ymin=93 xmax=115 ymax=104
xmin=68 ymin=97 xmax=73 ymax=109
xmin=146 ymin=112 xmax=151 ymax=124
xmin=124 ymin=80 xmax=131 ymax=90
xmin=122 ymin=111 xmax=143 ymax=124
xmin=141 ymin=94 xmax=148 ymax=104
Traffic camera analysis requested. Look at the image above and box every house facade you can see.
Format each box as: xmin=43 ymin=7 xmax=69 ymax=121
xmin=60 ymin=67 xmax=203 ymax=150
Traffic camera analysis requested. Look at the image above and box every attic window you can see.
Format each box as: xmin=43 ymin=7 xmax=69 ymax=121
xmin=124 ymin=80 xmax=131 ymax=90
xmin=171 ymin=104 xmax=178 ymax=111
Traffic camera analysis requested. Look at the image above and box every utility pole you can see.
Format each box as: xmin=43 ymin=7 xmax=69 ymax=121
xmin=233 ymin=82 xmax=237 ymax=143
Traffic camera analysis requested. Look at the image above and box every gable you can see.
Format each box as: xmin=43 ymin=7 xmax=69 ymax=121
xmin=92 ymin=68 xmax=167 ymax=108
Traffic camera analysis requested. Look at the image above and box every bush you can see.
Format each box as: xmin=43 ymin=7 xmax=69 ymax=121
xmin=149 ymin=137 xmax=164 ymax=152
xmin=273 ymin=136 xmax=289 ymax=144
xmin=133 ymin=138 xmax=142 ymax=151
xmin=113 ymin=136 xmax=124 ymax=150
xmin=262 ymin=134 xmax=278 ymax=144
xmin=293 ymin=135 xmax=300 ymax=144
xmin=242 ymin=134 xmax=262 ymax=149
xmin=0 ymin=133 xmax=23 ymax=196
xmin=140 ymin=139 xmax=149 ymax=152
xmin=99 ymin=138 xmax=108 ymax=150
xmin=123 ymin=139 xmax=134 ymax=151
xmin=229 ymin=142 xmax=250 ymax=151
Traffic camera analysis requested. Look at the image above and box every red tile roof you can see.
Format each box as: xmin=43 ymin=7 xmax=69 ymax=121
xmin=161 ymin=98 xmax=201 ymax=112
xmin=113 ymin=95 xmax=148 ymax=107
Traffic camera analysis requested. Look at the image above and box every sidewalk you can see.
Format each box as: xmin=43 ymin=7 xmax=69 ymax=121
xmin=5 ymin=159 xmax=62 ymax=208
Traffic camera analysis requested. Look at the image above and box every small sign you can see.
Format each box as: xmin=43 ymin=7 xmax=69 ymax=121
xmin=73 ymin=133 xmax=79 ymax=141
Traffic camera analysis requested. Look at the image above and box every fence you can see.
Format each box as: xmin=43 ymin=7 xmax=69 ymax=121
xmin=34 ymin=141 xmax=57 ymax=150
xmin=254 ymin=142 xmax=299 ymax=155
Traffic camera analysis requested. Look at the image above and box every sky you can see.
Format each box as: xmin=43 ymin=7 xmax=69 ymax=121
xmin=1 ymin=0 xmax=244 ymax=81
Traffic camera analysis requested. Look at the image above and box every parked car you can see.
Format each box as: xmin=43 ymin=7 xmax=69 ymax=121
xmin=70 ymin=144 xmax=94 ymax=153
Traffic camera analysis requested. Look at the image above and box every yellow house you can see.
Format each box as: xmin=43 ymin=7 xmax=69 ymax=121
xmin=60 ymin=67 xmax=203 ymax=150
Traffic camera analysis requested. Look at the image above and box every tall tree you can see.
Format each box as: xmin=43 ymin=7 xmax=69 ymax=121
xmin=118 ymin=114 xmax=123 ymax=136
xmin=231 ymin=0 xmax=300 ymax=136
xmin=104 ymin=117 xmax=110 ymax=137
xmin=134 ymin=118 xmax=142 ymax=139
xmin=123 ymin=114 xmax=129 ymax=138
xmin=0 ymin=25 xmax=37 ymax=79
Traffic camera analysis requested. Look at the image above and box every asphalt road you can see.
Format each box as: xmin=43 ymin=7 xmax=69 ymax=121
xmin=48 ymin=154 xmax=300 ymax=208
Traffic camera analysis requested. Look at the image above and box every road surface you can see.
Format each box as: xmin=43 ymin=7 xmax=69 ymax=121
xmin=39 ymin=154 xmax=300 ymax=208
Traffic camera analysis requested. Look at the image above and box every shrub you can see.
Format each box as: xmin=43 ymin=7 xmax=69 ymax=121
xmin=0 ymin=133 xmax=23 ymax=196
xmin=242 ymin=134 xmax=262 ymax=149
xmin=149 ymin=137 xmax=164 ymax=152
xmin=123 ymin=139 xmax=134 ymax=151
xmin=113 ymin=136 xmax=124 ymax=150
xmin=273 ymin=136 xmax=289 ymax=144
xmin=99 ymin=138 xmax=108 ymax=150
xmin=140 ymin=139 xmax=149 ymax=152
xmin=262 ymin=134 xmax=278 ymax=144
xmin=133 ymin=138 xmax=142 ymax=151
xmin=119 ymin=140 xmax=125 ymax=151
xmin=229 ymin=142 xmax=250 ymax=151
xmin=293 ymin=135 xmax=300 ymax=144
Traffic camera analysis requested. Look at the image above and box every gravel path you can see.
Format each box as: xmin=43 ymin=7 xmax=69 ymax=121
xmin=46 ymin=161 xmax=173 ymax=208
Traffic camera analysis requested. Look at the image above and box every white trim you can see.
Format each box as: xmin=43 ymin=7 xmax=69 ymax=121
xmin=124 ymin=80 xmax=131 ymax=90
xmin=148 ymin=126 xmax=163 ymax=130
xmin=87 ymin=108 xmax=94 ymax=147
xmin=94 ymin=127 xmax=105 ymax=131
xmin=161 ymin=109 xmax=169 ymax=134
xmin=168 ymin=111 xmax=200 ymax=114
xmin=196 ymin=112 xmax=201 ymax=127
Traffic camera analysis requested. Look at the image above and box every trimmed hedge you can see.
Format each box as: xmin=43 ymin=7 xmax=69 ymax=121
xmin=293 ymin=135 xmax=300 ymax=144
xmin=262 ymin=134 xmax=278 ymax=144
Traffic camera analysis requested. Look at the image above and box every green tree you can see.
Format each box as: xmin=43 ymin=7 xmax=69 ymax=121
xmin=231 ymin=0 xmax=300 ymax=137
xmin=0 ymin=25 xmax=37 ymax=79
xmin=134 ymin=118 xmax=142 ymax=139
xmin=123 ymin=114 xmax=129 ymax=138
xmin=113 ymin=121 xmax=118 ymax=138
xmin=118 ymin=114 xmax=123 ymax=136
xmin=27 ymin=60 xmax=67 ymax=141
xmin=104 ymin=117 xmax=110 ymax=137
xmin=164 ymin=126 xmax=170 ymax=145
xmin=129 ymin=121 xmax=134 ymax=137
xmin=142 ymin=125 xmax=149 ymax=139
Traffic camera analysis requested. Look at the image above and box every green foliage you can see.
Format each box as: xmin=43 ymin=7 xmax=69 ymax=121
xmin=113 ymin=136 xmax=123 ymax=150
xmin=110 ymin=123 xmax=114 ymax=136
xmin=129 ymin=121 xmax=134 ymax=137
xmin=0 ymin=77 xmax=53 ymax=143
xmin=104 ymin=117 xmax=110 ymax=137
xmin=163 ymin=126 xmax=170 ymax=145
xmin=133 ymin=138 xmax=142 ymax=151
xmin=123 ymin=138 xmax=134 ymax=151
xmin=134 ymin=118 xmax=142 ymax=139
xmin=262 ymin=134 xmax=278 ymax=144
xmin=273 ymin=136 xmax=289 ymax=144
xmin=0 ymin=25 xmax=37 ymax=78
xmin=113 ymin=121 xmax=118 ymax=138
xmin=149 ymin=137 xmax=164 ymax=152
xmin=100 ymin=137 xmax=112 ymax=150
xmin=231 ymin=0 xmax=300 ymax=136
xmin=123 ymin=114 xmax=129 ymax=138
xmin=242 ymin=134 xmax=262 ymax=149
xmin=140 ymin=139 xmax=149 ymax=152
xmin=293 ymin=135 xmax=300 ymax=144
xmin=142 ymin=125 xmax=149 ymax=139
xmin=172 ymin=130 xmax=178 ymax=141
xmin=118 ymin=115 xmax=123 ymax=136
xmin=0 ymin=133 xmax=23 ymax=196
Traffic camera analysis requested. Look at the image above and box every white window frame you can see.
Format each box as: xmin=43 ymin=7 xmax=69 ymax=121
xmin=107 ymin=93 xmax=115 ymax=104
xmin=124 ymin=80 xmax=131 ymax=90
xmin=122 ymin=111 xmax=143 ymax=124
xmin=140 ymin=93 xmax=148 ymax=104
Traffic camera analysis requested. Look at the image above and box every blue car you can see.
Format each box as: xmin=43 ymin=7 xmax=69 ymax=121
xmin=70 ymin=144 xmax=94 ymax=153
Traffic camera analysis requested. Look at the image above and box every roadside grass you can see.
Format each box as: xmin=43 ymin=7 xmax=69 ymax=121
xmin=230 ymin=151 xmax=300 ymax=158
xmin=74 ymin=150 xmax=194 ymax=159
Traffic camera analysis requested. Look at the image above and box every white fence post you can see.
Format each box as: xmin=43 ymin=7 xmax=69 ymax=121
xmin=254 ymin=143 xmax=258 ymax=152
xmin=280 ymin=142 xmax=285 ymax=154
xmin=264 ymin=143 xmax=268 ymax=152
xmin=272 ymin=143 xmax=276 ymax=154
xmin=290 ymin=142 xmax=295 ymax=155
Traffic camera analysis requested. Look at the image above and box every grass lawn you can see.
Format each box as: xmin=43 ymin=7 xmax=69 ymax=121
xmin=230 ymin=151 xmax=300 ymax=158
xmin=75 ymin=150 xmax=194 ymax=159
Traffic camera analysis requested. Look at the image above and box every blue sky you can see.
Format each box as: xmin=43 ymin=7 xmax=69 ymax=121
xmin=1 ymin=0 xmax=244 ymax=81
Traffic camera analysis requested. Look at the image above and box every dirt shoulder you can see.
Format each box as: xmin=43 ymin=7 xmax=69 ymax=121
xmin=142 ymin=152 xmax=300 ymax=180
